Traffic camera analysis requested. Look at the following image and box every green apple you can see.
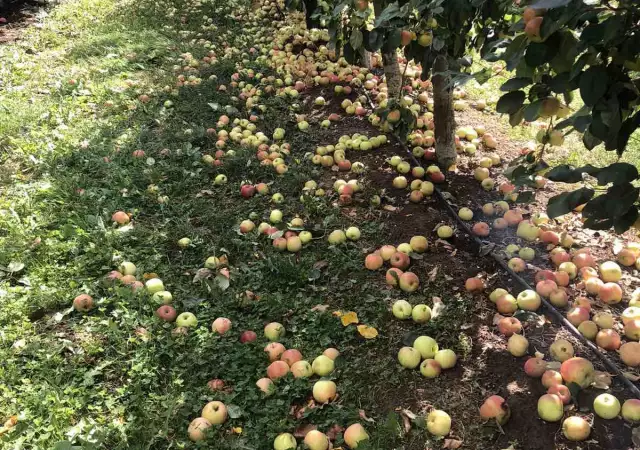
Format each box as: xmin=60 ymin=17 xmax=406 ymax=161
xmin=593 ymin=393 xmax=621 ymax=419
xmin=270 ymin=209 xmax=283 ymax=223
xmin=426 ymin=410 xmax=451 ymax=436
xmin=392 ymin=300 xmax=412 ymax=319
xmin=537 ymin=394 xmax=563 ymax=422
xmin=119 ymin=261 xmax=137 ymax=276
xmin=398 ymin=347 xmax=421 ymax=369
xmin=273 ymin=433 xmax=297 ymax=450
xmin=178 ymin=237 xmax=192 ymax=248
xmin=328 ymin=229 xmax=346 ymax=244
xmin=204 ymin=256 xmax=220 ymax=269
xmin=176 ymin=312 xmax=197 ymax=328
xmin=412 ymin=304 xmax=432 ymax=323
xmin=345 ymin=227 xmax=361 ymax=241
xmin=413 ymin=336 xmax=438 ymax=359
xmin=434 ymin=349 xmax=457 ymax=369
xmin=145 ymin=278 xmax=165 ymax=294
xmin=152 ymin=290 xmax=173 ymax=304
xmin=312 ymin=355 xmax=335 ymax=376
xmin=299 ymin=231 xmax=313 ymax=244
xmin=272 ymin=193 xmax=284 ymax=203
xmin=264 ymin=322 xmax=285 ymax=341
xmin=214 ymin=174 xmax=228 ymax=185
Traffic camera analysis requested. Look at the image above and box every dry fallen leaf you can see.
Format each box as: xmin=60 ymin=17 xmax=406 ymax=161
xmin=397 ymin=408 xmax=416 ymax=434
xmin=357 ymin=325 xmax=378 ymax=339
xmin=293 ymin=424 xmax=316 ymax=437
xmin=493 ymin=313 xmax=505 ymax=325
xmin=592 ymin=371 xmax=613 ymax=389
xmin=383 ymin=205 xmax=397 ymax=212
xmin=443 ymin=439 xmax=463 ymax=449
xmin=311 ymin=304 xmax=330 ymax=313
xmin=431 ymin=297 xmax=445 ymax=319
xmin=232 ymin=427 xmax=242 ymax=434
xmin=427 ymin=266 xmax=439 ymax=283
xmin=326 ymin=424 xmax=344 ymax=440
xmin=332 ymin=310 xmax=343 ymax=317
xmin=143 ymin=272 xmax=158 ymax=280
xmin=358 ymin=410 xmax=375 ymax=423
xmin=341 ymin=311 xmax=359 ymax=326
xmin=623 ymin=371 xmax=640 ymax=382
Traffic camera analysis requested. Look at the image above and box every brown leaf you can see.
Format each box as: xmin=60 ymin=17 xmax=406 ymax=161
xmin=196 ymin=190 xmax=215 ymax=197
xmin=493 ymin=313 xmax=505 ymax=325
xmin=443 ymin=439 xmax=463 ymax=449
xmin=633 ymin=426 xmax=640 ymax=448
xmin=592 ymin=371 xmax=613 ymax=389
xmin=397 ymin=408 xmax=414 ymax=433
xmin=311 ymin=304 xmax=330 ymax=313
xmin=193 ymin=268 xmax=213 ymax=283
xmin=431 ymin=297 xmax=445 ymax=319
xmin=383 ymin=205 xmax=397 ymax=212
xmin=293 ymin=424 xmax=316 ymax=438
xmin=341 ymin=312 xmax=359 ymax=326
xmin=326 ymin=424 xmax=344 ymax=440
xmin=623 ymin=371 xmax=640 ymax=382
xmin=427 ymin=266 xmax=439 ymax=283
xmin=313 ymin=260 xmax=329 ymax=270
xmin=359 ymin=410 xmax=375 ymax=423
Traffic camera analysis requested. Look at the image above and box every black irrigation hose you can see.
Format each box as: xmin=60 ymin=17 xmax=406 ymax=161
xmin=357 ymin=89 xmax=640 ymax=397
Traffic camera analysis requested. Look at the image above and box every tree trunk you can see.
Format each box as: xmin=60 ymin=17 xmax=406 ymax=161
xmin=303 ymin=0 xmax=319 ymax=29
xmin=359 ymin=48 xmax=372 ymax=70
xmin=373 ymin=0 xmax=401 ymax=97
xmin=432 ymin=55 xmax=457 ymax=169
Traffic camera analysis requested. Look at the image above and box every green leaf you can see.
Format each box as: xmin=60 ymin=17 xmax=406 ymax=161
xmin=350 ymin=29 xmax=363 ymax=50
xmin=530 ymin=0 xmax=570 ymax=8
xmin=383 ymin=28 xmax=402 ymax=52
xmin=500 ymin=77 xmax=532 ymax=92
xmin=614 ymin=207 xmax=639 ymax=234
xmin=525 ymin=41 xmax=558 ymax=67
xmin=7 ymin=261 xmax=25 ymax=273
xmin=513 ymin=191 xmax=535 ymax=203
xmin=595 ymin=163 xmax=639 ymax=186
xmin=523 ymin=100 xmax=543 ymax=122
xmin=509 ymin=108 xmax=525 ymax=126
xmin=496 ymin=91 xmax=526 ymax=115
xmin=583 ymin=129 xmax=602 ymax=150
xmin=579 ymin=66 xmax=608 ymax=106
xmin=226 ymin=404 xmax=244 ymax=419
xmin=546 ymin=164 xmax=600 ymax=183
xmin=366 ymin=29 xmax=385 ymax=52
xmin=374 ymin=3 xmax=401 ymax=27
xmin=547 ymin=187 xmax=594 ymax=218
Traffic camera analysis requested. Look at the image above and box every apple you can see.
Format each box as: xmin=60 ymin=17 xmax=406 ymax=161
xmin=202 ymin=401 xmax=227 ymax=425
xmin=562 ymin=416 xmax=591 ymax=441
xmin=177 ymin=237 xmax=191 ymax=248
xmin=281 ymin=349 xmax=303 ymax=366
xmin=593 ymin=312 xmax=614 ymax=329
xmin=312 ymin=380 xmax=337 ymax=403
xmin=426 ymin=410 xmax=451 ymax=436
xmin=290 ymin=360 xmax=313 ymax=378
xmin=578 ymin=321 xmax=598 ymax=340
xmin=548 ymin=384 xmax=571 ymax=404
xmin=437 ymin=225 xmax=453 ymax=239
xmin=524 ymin=357 xmax=547 ymax=377
xmin=392 ymin=300 xmax=413 ymax=319
xmin=412 ymin=304 xmax=432 ymax=323
xmin=212 ymin=317 xmax=232 ymax=334
xmin=508 ymin=257 xmax=526 ymax=273
xmin=152 ymin=291 xmax=173 ymax=304
xmin=409 ymin=236 xmax=428 ymax=253
xmin=537 ymin=394 xmax=563 ymax=422
xmin=390 ymin=252 xmax=410 ymax=270
xmin=472 ymin=222 xmax=490 ymax=237
xmin=156 ymin=305 xmax=177 ymax=322
xmin=393 ymin=176 xmax=408 ymax=189
xmin=240 ymin=184 xmax=255 ymax=198
xmin=343 ymin=423 xmax=369 ymax=448
xmin=240 ymin=330 xmax=257 ymax=343
xmin=328 ymin=229 xmax=347 ymax=245
xmin=517 ymin=289 xmax=541 ymax=311
xmin=323 ymin=348 xmax=340 ymax=360
xmin=312 ymin=355 xmax=335 ymax=376
xmin=508 ymin=334 xmax=529 ymax=357
xmin=345 ymin=227 xmax=361 ymax=241
xmin=516 ymin=221 xmax=540 ymax=241
xmin=541 ymin=370 xmax=563 ymax=388
xmin=413 ymin=336 xmax=439 ymax=359
xmin=497 ymin=317 xmax=522 ymax=337
xmin=573 ymin=252 xmax=596 ymax=269
xmin=303 ymin=430 xmax=329 ymax=450
xmin=600 ymin=261 xmax=622 ymax=282
xmin=379 ymin=245 xmax=396 ymax=261
xmin=599 ymin=282 xmax=623 ymax=304
xmin=386 ymin=268 xmax=403 ymax=286
xmin=240 ymin=219 xmax=256 ymax=233
xmin=264 ymin=342 xmax=286 ymax=361
xmin=536 ymin=279 xmax=558 ymax=297
xmin=204 ymin=256 xmax=220 ymax=269
xmin=566 ymin=306 xmax=590 ymax=326
xmin=73 ymin=294 xmax=94 ymax=312
xmin=558 ymin=262 xmax=577 ymax=279
xmin=267 ymin=360 xmax=290 ymax=379
xmin=398 ymin=347 xmax=421 ymax=369
xmin=188 ymin=417 xmax=211 ymax=441
xmin=273 ymin=433 xmax=297 ymax=450
xmin=593 ymin=393 xmax=621 ymax=419
xmin=496 ymin=294 xmax=518 ymax=315
xmin=420 ymin=359 xmax=442 ymax=378
xmin=596 ymin=329 xmax=621 ymax=350
xmin=399 ymin=272 xmax=420 ymax=292
xmin=622 ymin=399 xmax=640 ymax=422
xmin=560 ymin=357 xmax=594 ymax=388
xmin=479 ymin=395 xmax=510 ymax=425
xmin=622 ymin=307 xmax=640 ymax=325
xmin=119 ymin=261 xmax=137 ymax=275
xmin=490 ymin=288 xmax=509 ymax=303
xmin=620 ymin=342 xmax=640 ymax=367
xmin=264 ymin=322 xmax=285 ymax=341
xmin=482 ymin=203 xmax=495 ymax=216
xmin=585 ymin=277 xmax=603 ymax=295
xmin=176 ymin=312 xmax=197 ymax=328
xmin=434 ymin=349 xmax=457 ymax=369
xmin=458 ymin=207 xmax=473 ymax=221
xmin=256 ymin=377 xmax=275 ymax=395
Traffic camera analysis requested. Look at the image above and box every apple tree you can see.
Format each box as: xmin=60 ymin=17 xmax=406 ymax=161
xmin=314 ymin=0 xmax=514 ymax=168
xmin=485 ymin=0 xmax=640 ymax=232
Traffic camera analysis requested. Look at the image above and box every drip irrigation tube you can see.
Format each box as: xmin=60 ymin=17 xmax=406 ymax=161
xmin=358 ymin=89 xmax=640 ymax=398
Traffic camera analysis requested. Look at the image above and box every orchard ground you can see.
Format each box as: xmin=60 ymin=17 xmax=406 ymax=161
xmin=1 ymin=0 xmax=640 ymax=449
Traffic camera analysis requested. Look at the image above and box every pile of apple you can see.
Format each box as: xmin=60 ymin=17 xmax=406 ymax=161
xmin=364 ymin=236 xmax=429 ymax=292
xmin=311 ymin=133 xmax=387 ymax=171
